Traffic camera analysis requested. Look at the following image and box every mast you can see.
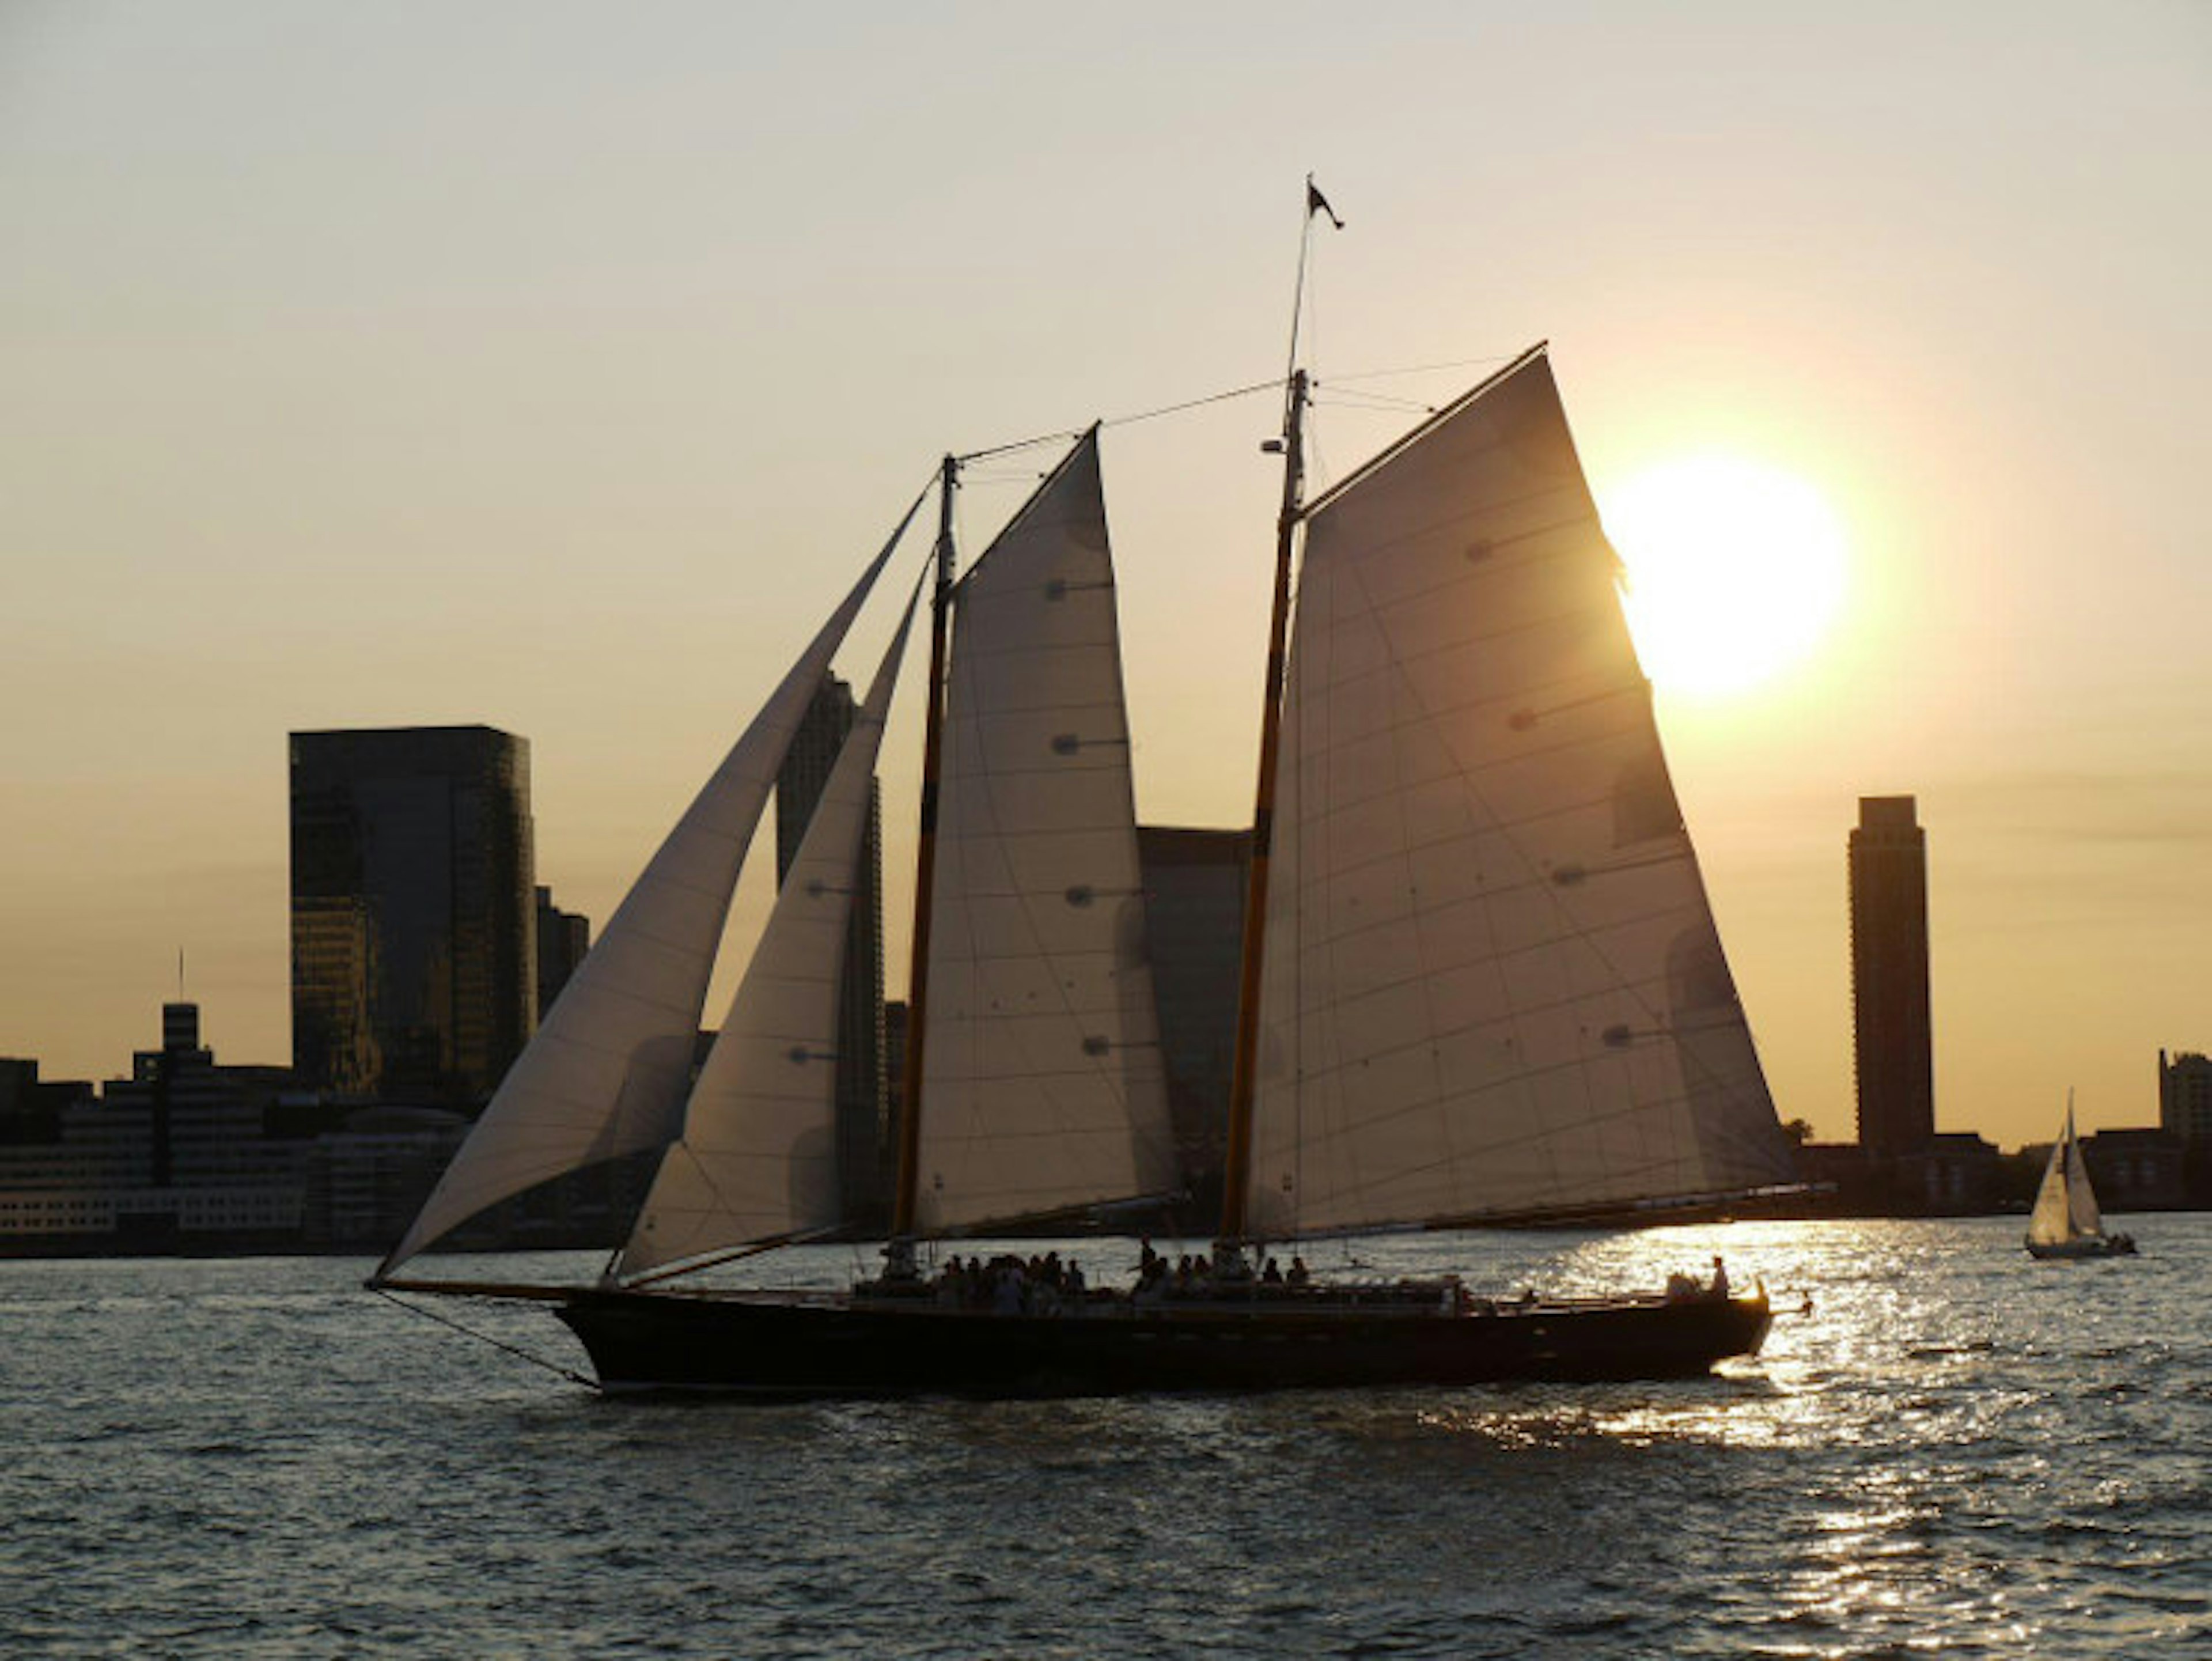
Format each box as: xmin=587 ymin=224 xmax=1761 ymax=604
xmin=1219 ymin=180 xmax=1335 ymax=1247
xmin=1218 ymin=370 xmax=1306 ymax=1245
xmin=888 ymin=453 xmax=959 ymax=1255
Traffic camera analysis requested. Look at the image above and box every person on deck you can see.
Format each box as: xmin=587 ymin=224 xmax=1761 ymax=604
xmin=1286 ymin=1256 xmax=1310 ymax=1288
xmin=1709 ymin=1255 xmax=1730 ymax=1299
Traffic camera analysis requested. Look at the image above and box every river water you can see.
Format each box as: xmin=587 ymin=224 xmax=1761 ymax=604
xmin=3 ymin=1215 xmax=2205 ymax=1658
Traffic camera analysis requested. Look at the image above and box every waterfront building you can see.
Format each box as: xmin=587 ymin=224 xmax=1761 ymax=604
xmin=1849 ymin=796 xmax=1936 ymax=1155
xmin=775 ymin=674 xmax=889 ymax=1228
xmin=535 ymin=886 xmax=590 ymax=1020
xmin=1892 ymin=1132 xmax=2002 ymax=1214
xmin=2080 ymin=1127 xmax=2186 ymax=1210
xmin=0 ymin=1057 xmax=91 ymax=1144
xmin=302 ymin=1105 xmax=471 ymax=1250
xmin=2158 ymin=1050 xmax=2212 ymax=1140
xmin=0 ymin=1003 xmax=302 ymax=1250
xmin=290 ymin=726 xmax=536 ymax=1104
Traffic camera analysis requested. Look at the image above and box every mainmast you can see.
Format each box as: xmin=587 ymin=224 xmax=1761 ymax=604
xmin=1217 ymin=372 xmax=1305 ymax=1246
xmin=888 ymin=453 xmax=959 ymax=1264
xmin=1219 ymin=179 xmax=1336 ymax=1247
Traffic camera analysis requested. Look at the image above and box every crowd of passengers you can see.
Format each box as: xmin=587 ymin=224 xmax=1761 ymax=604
xmin=929 ymin=1239 xmax=1317 ymax=1314
xmin=1128 ymin=1238 xmax=1311 ymax=1299
xmin=932 ymin=1251 xmax=1089 ymax=1314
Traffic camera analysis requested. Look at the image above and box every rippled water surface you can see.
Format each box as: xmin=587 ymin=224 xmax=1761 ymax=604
xmin=4 ymin=1217 xmax=2206 ymax=1658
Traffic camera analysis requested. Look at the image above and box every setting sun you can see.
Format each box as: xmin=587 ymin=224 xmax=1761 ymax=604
xmin=1602 ymin=453 xmax=1849 ymax=699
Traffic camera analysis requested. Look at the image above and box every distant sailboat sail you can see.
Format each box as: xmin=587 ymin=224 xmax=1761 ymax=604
xmin=914 ymin=430 xmax=1177 ymax=1232
xmin=2024 ymin=1101 xmax=2128 ymax=1257
xmin=2026 ymin=1119 xmax=2097 ymax=1247
xmin=616 ymin=583 xmax=923 ymax=1279
xmin=377 ymin=504 xmax=919 ymax=1275
xmin=1247 ymin=349 xmax=1794 ymax=1238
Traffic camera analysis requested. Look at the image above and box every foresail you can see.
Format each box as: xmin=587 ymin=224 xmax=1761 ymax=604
xmin=1247 ymin=349 xmax=1797 ymax=1239
xmin=2025 ymin=1135 xmax=2073 ymax=1246
xmin=615 ymin=583 xmax=921 ymax=1281
xmin=914 ymin=431 xmax=1177 ymax=1232
xmin=376 ymin=506 xmax=918 ymax=1276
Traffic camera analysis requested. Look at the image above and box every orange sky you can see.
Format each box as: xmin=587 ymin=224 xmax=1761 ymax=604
xmin=3 ymin=3 xmax=2209 ymax=1149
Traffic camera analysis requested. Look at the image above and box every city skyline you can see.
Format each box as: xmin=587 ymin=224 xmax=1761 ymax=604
xmin=5 ymin=4 xmax=2210 ymax=1149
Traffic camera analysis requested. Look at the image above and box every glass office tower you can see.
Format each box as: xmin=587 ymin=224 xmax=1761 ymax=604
xmin=290 ymin=727 xmax=535 ymax=1103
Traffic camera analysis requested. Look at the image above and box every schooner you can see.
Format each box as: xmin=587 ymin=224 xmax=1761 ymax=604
xmin=371 ymin=201 xmax=1802 ymax=1395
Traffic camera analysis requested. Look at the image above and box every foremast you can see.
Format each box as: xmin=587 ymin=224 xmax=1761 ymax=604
xmin=887 ymin=453 xmax=959 ymax=1272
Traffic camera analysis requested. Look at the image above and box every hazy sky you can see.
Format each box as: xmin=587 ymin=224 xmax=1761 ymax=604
xmin=4 ymin=2 xmax=2207 ymax=1149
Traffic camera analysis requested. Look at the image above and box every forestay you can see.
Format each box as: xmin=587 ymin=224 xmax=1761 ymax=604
xmin=376 ymin=509 xmax=916 ymax=1276
xmin=616 ymin=584 xmax=922 ymax=1280
xmin=914 ymin=432 xmax=1177 ymax=1232
xmin=1247 ymin=349 xmax=1796 ymax=1239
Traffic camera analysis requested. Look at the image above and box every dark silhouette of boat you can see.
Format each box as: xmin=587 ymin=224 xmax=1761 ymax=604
xmin=372 ymin=188 xmax=1804 ymax=1394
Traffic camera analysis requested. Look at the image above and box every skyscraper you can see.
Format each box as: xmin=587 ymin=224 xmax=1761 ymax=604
xmin=290 ymin=727 xmax=536 ymax=1103
xmin=1849 ymin=795 xmax=1935 ymax=1154
xmin=1135 ymin=825 xmax=1250 ymax=1201
xmin=774 ymin=675 xmax=887 ymax=1227
xmin=2159 ymin=1050 xmax=2212 ymax=1141
xmin=535 ymin=885 xmax=590 ymax=1020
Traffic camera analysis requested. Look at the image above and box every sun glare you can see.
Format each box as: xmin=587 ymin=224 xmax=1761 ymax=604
xmin=1602 ymin=453 xmax=1849 ymax=700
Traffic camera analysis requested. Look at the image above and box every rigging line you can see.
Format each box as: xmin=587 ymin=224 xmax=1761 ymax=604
xmin=961 ymin=467 xmax=1056 ymax=485
xmin=1322 ymin=353 xmax=1522 ymax=385
xmin=955 ymin=378 xmax=1282 ymax=465
xmin=950 ymin=361 xmax=1515 ymax=465
xmin=954 ymin=371 xmax=1449 ymax=465
xmin=958 ymin=430 xmax=1080 ymax=466
xmin=1312 ymin=390 xmax=1439 ymax=415
xmin=1101 ymin=377 xmax=1283 ymax=430
xmin=370 ymin=1287 xmax=600 ymax=1391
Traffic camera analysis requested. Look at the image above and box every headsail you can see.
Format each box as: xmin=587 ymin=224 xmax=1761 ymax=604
xmin=1247 ymin=348 xmax=1796 ymax=1239
xmin=913 ymin=430 xmax=1177 ymax=1231
xmin=376 ymin=503 xmax=921 ymax=1277
xmin=2027 ymin=1106 xmax=2103 ymax=1247
xmin=615 ymin=581 xmax=922 ymax=1280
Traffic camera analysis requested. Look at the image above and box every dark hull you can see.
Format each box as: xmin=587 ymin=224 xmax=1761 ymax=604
xmin=555 ymin=1287 xmax=1774 ymax=1398
xmin=2026 ymin=1235 xmax=2137 ymax=1259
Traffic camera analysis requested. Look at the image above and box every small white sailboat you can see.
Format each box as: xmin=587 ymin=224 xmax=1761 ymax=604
xmin=2025 ymin=1098 xmax=2137 ymax=1259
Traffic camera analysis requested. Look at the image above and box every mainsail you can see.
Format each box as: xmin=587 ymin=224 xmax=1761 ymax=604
xmin=1246 ymin=348 xmax=1796 ymax=1239
xmin=2027 ymin=1108 xmax=2103 ymax=1247
xmin=615 ymin=585 xmax=922 ymax=1280
xmin=376 ymin=506 xmax=918 ymax=1276
xmin=913 ymin=431 xmax=1177 ymax=1231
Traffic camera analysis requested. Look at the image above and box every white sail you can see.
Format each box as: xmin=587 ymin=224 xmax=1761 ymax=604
xmin=914 ymin=431 xmax=1177 ymax=1232
xmin=2064 ymin=1126 xmax=2104 ymax=1237
xmin=616 ymin=587 xmax=921 ymax=1280
xmin=2027 ymin=1107 xmax=2103 ymax=1247
xmin=377 ymin=511 xmax=916 ymax=1274
xmin=1247 ymin=348 xmax=1796 ymax=1239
